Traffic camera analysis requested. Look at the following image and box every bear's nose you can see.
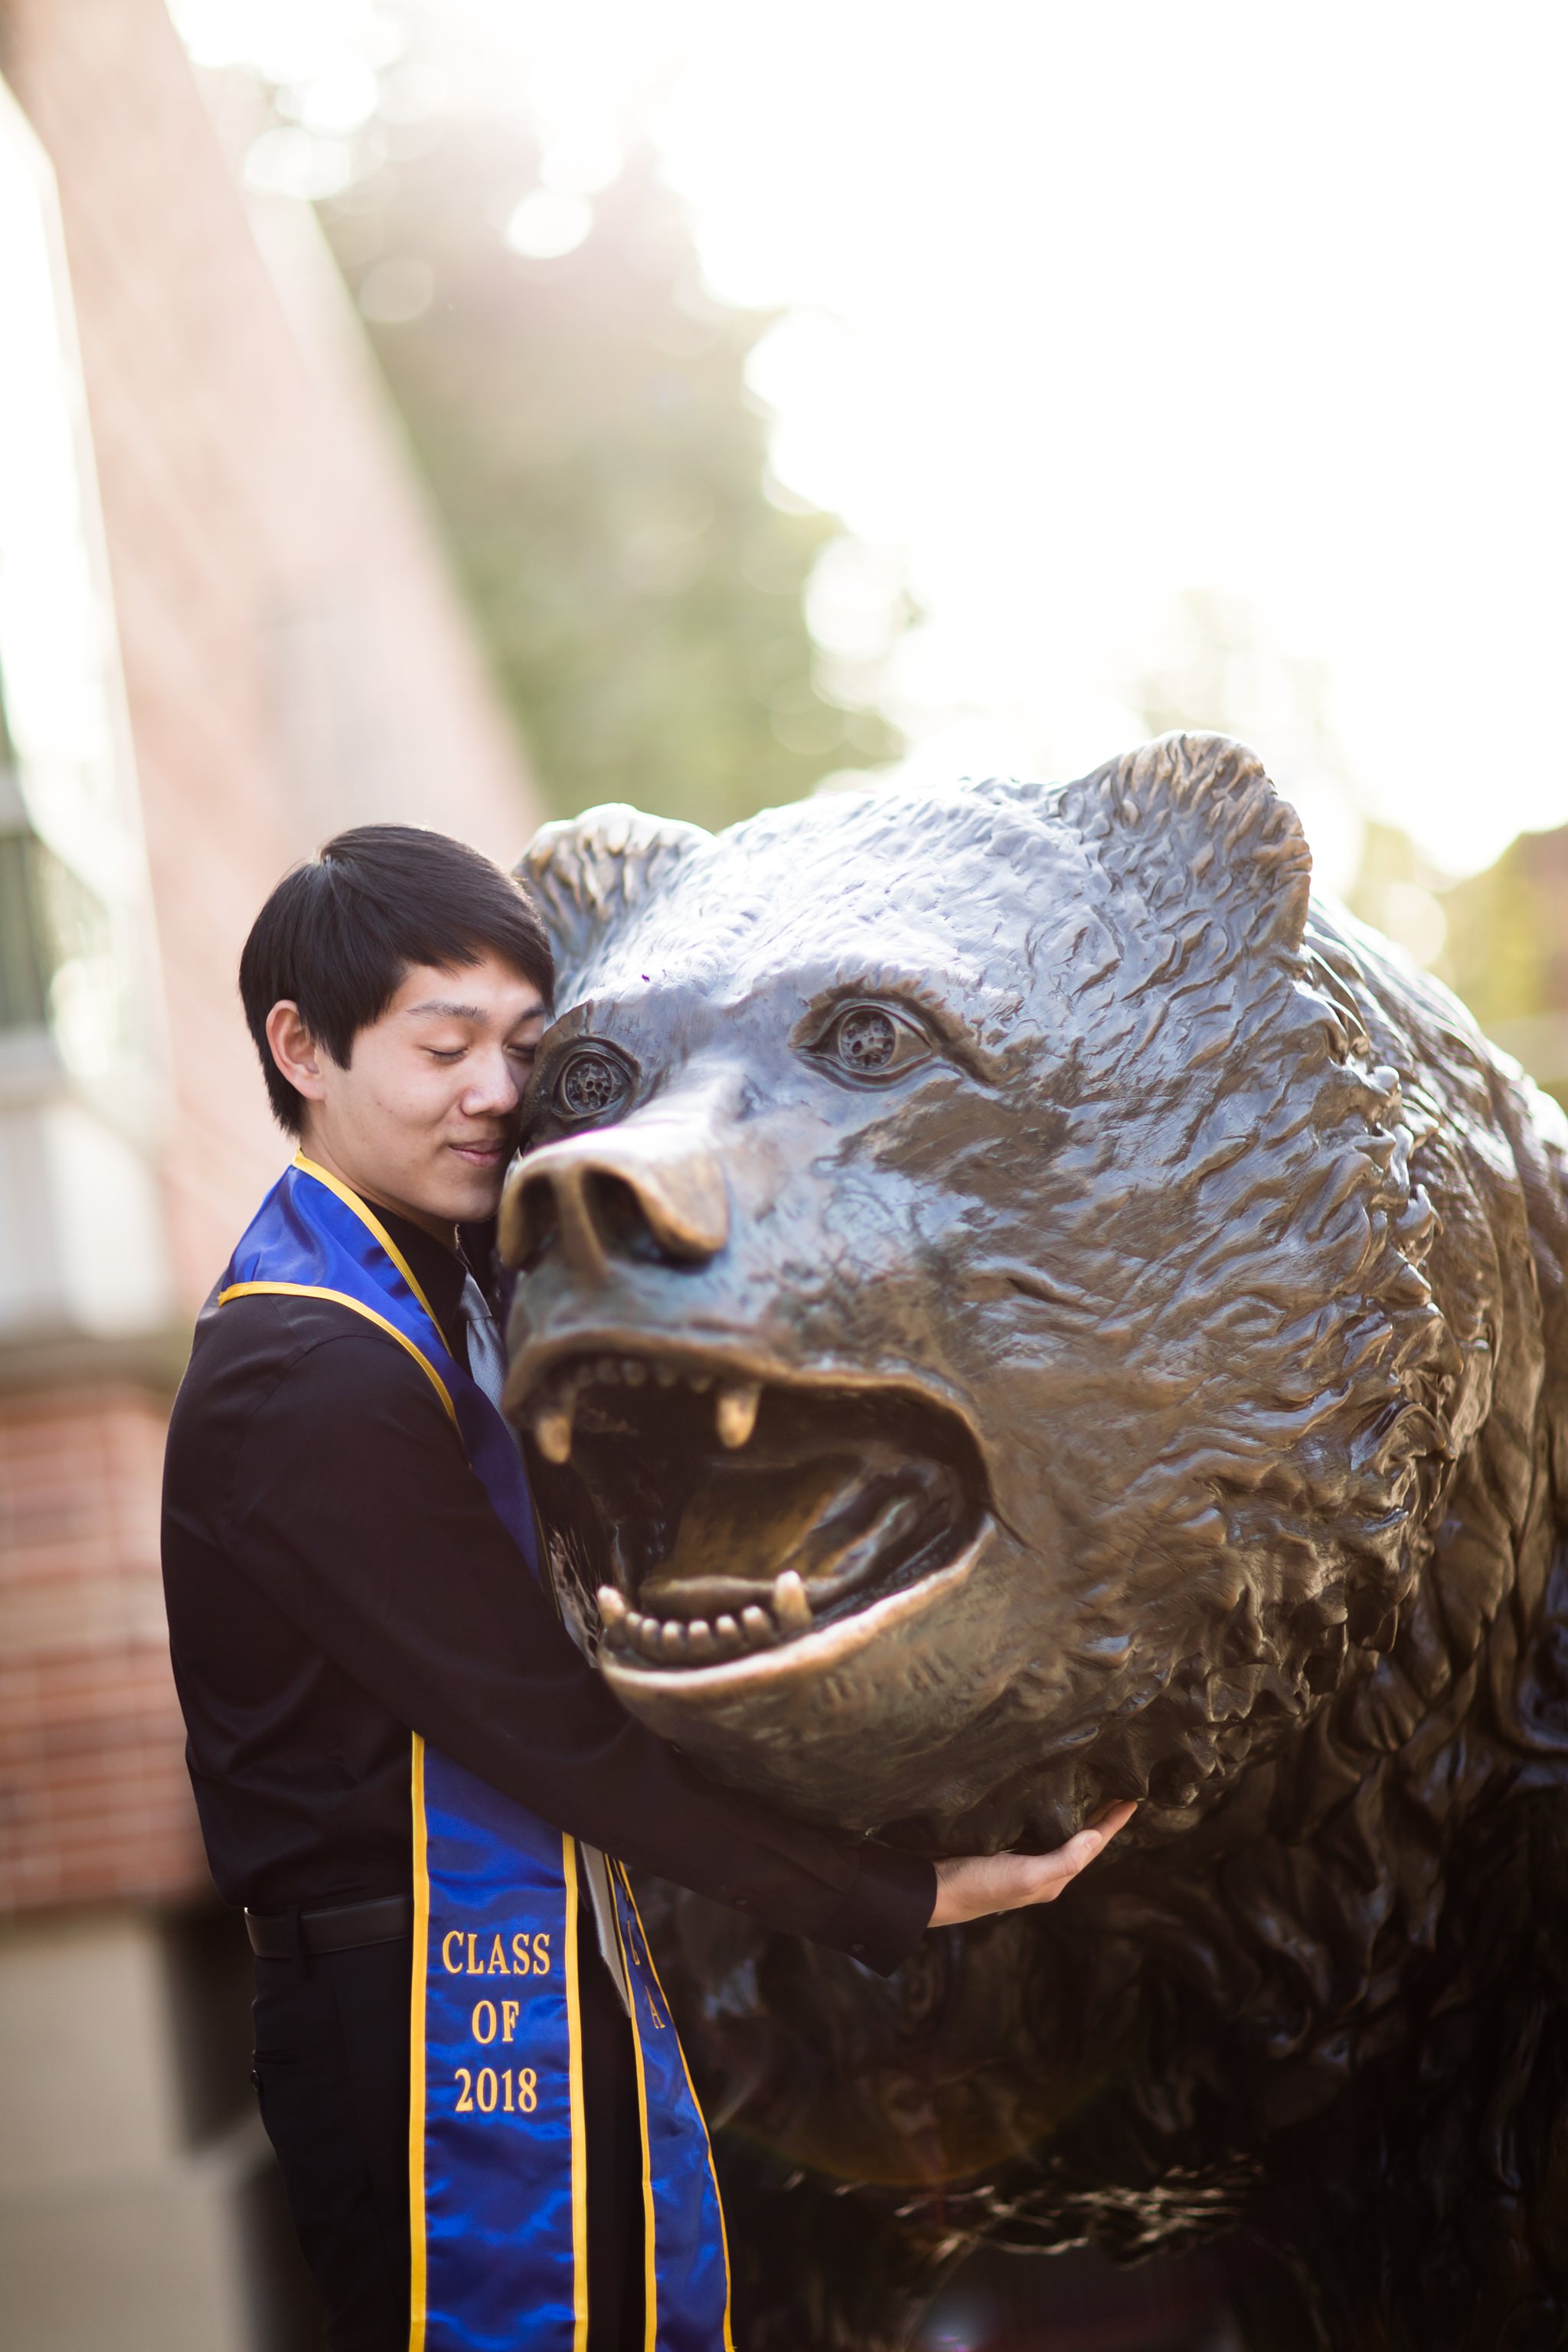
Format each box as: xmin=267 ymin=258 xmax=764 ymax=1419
xmin=501 ymin=1106 xmax=729 ymax=1279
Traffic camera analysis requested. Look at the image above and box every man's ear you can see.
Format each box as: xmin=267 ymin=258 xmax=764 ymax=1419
xmin=264 ymin=1000 xmax=328 ymax=1103
xmin=1055 ymin=731 xmax=1313 ymax=960
xmin=516 ymin=805 xmax=710 ymax=1000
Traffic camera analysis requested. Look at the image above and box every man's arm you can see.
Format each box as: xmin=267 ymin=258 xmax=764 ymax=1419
xmin=223 ymin=1314 xmax=936 ymax=1972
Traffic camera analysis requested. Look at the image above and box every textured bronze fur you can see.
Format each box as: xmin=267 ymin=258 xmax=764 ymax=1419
xmin=502 ymin=736 xmax=1568 ymax=2349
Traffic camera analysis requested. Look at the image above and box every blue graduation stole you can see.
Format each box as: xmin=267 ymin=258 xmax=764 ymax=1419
xmin=220 ymin=1154 xmax=733 ymax=2352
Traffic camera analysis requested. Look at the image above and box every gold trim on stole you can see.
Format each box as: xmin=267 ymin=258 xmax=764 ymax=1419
xmin=615 ymin=1864 xmax=736 ymax=2352
xmin=609 ymin=1884 xmax=661 ymax=2352
xmin=217 ymin=1282 xmax=459 ymax=1429
xmin=562 ymin=1836 xmax=590 ymax=2352
xmin=291 ymin=1152 xmax=447 ymax=1332
xmin=409 ymin=1735 xmax=430 ymax=2352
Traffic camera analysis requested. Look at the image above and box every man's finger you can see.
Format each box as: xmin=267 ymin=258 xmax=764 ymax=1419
xmin=1043 ymin=1801 xmax=1135 ymax=1870
xmin=1012 ymin=1801 xmax=1138 ymax=1904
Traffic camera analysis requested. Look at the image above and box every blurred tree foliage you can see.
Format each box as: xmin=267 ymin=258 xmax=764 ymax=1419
xmin=1348 ymin=820 xmax=1452 ymax=978
xmin=319 ymin=126 xmax=900 ymax=830
xmin=1349 ymin=818 xmax=1568 ymax=1106
xmin=1436 ymin=831 xmax=1568 ymax=1036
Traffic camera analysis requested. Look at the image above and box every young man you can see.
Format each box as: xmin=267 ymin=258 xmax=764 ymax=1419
xmin=161 ymin=825 xmax=1132 ymax=2352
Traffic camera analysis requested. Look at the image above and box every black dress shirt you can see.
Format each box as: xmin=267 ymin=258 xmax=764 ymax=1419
xmin=160 ymin=1200 xmax=934 ymax=1975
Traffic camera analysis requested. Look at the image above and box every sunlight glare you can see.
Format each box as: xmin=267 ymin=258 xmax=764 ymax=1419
xmin=178 ymin=0 xmax=1568 ymax=884
xmin=505 ymin=188 xmax=594 ymax=261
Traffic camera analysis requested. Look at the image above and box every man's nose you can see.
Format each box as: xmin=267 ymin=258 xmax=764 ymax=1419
xmin=501 ymin=1104 xmax=728 ymax=1279
xmin=462 ymin=1049 xmax=522 ymax=1117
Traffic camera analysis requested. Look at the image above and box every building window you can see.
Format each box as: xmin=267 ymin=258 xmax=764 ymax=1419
xmin=0 ymin=74 xmax=152 ymax=1098
xmin=0 ymin=74 xmax=168 ymax=1347
xmin=0 ymin=823 xmax=120 ymax=1060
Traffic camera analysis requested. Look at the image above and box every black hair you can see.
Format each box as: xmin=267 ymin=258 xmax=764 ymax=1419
xmin=238 ymin=824 xmax=554 ymax=1133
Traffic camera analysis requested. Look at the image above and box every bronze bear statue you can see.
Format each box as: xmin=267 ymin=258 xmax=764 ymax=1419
xmin=500 ymin=733 xmax=1568 ymax=2350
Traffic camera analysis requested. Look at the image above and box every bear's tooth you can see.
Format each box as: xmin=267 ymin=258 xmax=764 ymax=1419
xmin=740 ymin=1605 xmax=776 ymax=1649
xmin=532 ymin=1395 xmax=574 ymax=1463
xmin=687 ymin=1620 xmax=716 ymax=1661
xmin=660 ymin=1619 xmax=688 ymax=1661
xmin=773 ymin=1570 xmax=812 ymax=1633
xmin=597 ymin=1586 xmax=629 ymax=1641
xmin=630 ymin=1613 xmax=664 ymax=1660
xmin=714 ymin=1614 xmax=741 ymax=1653
xmin=715 ymin=1381 xmax=762 ymax=1449
xmin=622 ymin=1357 xmax=647 ymax=1387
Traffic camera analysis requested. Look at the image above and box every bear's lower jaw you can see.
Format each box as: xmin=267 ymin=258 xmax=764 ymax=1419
xmin=598 ymin=1515 xmax=998 ymax=1824
xmin=594 ymin=1510 xmax=1155 ymax=1847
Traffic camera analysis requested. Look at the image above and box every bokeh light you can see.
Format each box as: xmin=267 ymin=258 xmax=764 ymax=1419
xmin=504 ymin=188 xmax=593 ymax=260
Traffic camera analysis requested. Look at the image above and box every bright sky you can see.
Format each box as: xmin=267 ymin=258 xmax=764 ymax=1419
xmin=175 ymin=0 xmax=1568 ymax=887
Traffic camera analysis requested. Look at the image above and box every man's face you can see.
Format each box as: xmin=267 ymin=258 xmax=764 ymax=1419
xmin=285 ymin=957 xmax=548 ymax=1234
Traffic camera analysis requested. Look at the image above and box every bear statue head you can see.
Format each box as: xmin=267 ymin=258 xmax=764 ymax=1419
xmin=501 ymin=732 xmax=1543 ymax=1855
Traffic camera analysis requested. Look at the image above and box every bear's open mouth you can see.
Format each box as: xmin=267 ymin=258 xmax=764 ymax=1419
xmin=511 ymin=1346 xmax=987 ymax=1671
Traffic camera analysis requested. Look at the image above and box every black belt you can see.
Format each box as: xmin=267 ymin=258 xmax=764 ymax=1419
xmin=245 ymin=1893 xmax=413 ymax=1959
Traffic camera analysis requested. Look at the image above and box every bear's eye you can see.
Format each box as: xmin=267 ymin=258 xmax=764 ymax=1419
xmin=815 ymin=1002 xmax=933 ymax=1083
xmin=554 ymin=1047 xmax=630 ymax=1120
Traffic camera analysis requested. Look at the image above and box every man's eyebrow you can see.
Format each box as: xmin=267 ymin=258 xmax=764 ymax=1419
xmin=403 ymin=998 xmax=547 ymax=1024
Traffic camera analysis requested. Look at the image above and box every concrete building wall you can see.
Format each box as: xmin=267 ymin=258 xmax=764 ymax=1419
xmin=0 ymin=1904 xmax=313 ymax=2351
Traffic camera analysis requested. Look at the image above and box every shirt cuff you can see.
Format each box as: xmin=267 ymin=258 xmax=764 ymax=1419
xmin=815 ymin=1842 xmax=936 ymax=1976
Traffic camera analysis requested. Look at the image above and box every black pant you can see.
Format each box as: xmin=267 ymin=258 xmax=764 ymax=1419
xmin=252 ymin=1935 xmax=642 ymax=2351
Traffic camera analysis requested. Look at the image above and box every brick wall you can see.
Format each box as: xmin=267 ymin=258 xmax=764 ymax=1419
xmin=0 ymin=1390 xmax=201 ymax=1908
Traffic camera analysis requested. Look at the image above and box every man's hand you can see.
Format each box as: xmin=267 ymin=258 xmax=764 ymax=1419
xmin=928 ymin=1801 xmax=1136 ymax=1928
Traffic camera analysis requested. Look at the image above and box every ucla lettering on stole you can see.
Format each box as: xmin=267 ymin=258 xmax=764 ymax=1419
xmin=222 ymin=1158 xmax=730 ymax=2350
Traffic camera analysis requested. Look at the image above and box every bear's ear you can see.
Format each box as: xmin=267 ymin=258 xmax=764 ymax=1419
xmin=1058 ymin=730 xmax=1313 ymax=956
xmin=516 ymin=804 xmax=710 ymax=997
